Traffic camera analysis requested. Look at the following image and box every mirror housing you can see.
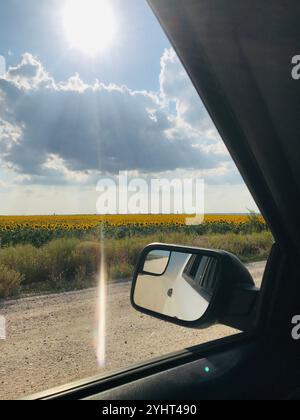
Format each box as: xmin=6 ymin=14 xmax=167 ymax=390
xmin=131 ymin=243 xmax=259 ymax=331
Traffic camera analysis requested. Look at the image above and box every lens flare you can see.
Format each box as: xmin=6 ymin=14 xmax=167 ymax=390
xmin=96 ymin=238 xmax=107 ymax=368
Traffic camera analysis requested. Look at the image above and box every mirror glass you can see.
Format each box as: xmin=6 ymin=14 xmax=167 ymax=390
xmin=134 ymin=249 xmax=219 ymax=322
xmin=142 ymin=250 xmax=171 ymax=275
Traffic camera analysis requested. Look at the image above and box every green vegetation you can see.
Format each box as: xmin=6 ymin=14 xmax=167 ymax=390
xmin=0 ymin=264 xmax=24 ymax=298
xmin=207 ymin=231 xmax=273 ymax=262
xmin=0 ymin=214 xmax=267 ymax=248
xmin=0 ymin=214 xmax=273 ymax=299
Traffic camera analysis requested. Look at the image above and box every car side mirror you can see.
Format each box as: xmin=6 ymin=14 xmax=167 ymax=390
xmin=131 ymin=244 xmax=259 ymax=331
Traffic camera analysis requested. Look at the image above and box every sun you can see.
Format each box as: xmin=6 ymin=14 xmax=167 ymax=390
xmin=63 ymin=0 xmax=116 ymax=56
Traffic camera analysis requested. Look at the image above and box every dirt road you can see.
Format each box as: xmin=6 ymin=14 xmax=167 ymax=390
xmin=0 ymin=261 xmax=265 ymax=400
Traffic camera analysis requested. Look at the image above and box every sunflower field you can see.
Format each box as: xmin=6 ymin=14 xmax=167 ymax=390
xmin=0 ymin=213 xmax=266 ymax=248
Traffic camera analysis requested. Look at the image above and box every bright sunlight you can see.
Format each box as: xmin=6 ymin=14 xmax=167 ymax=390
xmin=63 ymin=0 xmax=117 ymax=56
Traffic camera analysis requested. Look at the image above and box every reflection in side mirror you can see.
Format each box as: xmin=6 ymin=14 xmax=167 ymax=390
xmin=142 ymin=250 xmax=171 ymax=276
xmin=134 ymin=248 xmax=220 ymax=322
xmin=131 ymin=243 xmax=258 ymax=330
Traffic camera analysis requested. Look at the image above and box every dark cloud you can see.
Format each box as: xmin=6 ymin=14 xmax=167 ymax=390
xmin=0 ymin=51 xmax=230 ymax=185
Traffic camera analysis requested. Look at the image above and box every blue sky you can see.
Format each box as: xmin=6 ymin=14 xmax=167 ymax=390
xmin=0 ymin=0 xmax=168 ymax=91
xmin=0 ymin=0 xmax=257 ymax=215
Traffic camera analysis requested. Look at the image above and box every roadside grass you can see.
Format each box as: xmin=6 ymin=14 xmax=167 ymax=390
xmin=207 ymin=231 xmax=273 ymax=262
xmin=0 ymin=264 xmax=24 ymax=298
xmin=0 ymin=228 xmax=274 ymax=299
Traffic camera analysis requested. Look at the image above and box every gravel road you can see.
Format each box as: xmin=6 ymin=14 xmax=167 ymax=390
xmin=0 ymin=261 xmax=266 ymax=400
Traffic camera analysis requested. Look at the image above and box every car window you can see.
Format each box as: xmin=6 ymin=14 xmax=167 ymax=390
xmin=183 ymin=255 xmax=218 ymax=293
xmin=0 ymin=0 xmax=273 ymax=400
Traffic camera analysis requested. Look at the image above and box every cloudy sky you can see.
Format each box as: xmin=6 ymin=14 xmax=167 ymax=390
xmin=0 ymin=0 xmax=257 ymax=215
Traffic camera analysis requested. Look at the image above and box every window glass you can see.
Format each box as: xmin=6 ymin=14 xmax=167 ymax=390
xmin=0 ymin=0 xmax=273 ymax=400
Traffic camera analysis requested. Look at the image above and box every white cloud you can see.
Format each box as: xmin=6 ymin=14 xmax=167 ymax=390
xmin=0 ymin=179 xmax=7 ymax=189
xmin=160 ymin=49 xmax=211 ymax=131
xmin=0 ymin=55 xmax=6 ymax=77
xmin=43 ymin=154 xmax=90 ymax=183
xmin=0 ymin=118 xmax=22 ymax=148
xmin=5 ymin=53 xmax=53 ymax=90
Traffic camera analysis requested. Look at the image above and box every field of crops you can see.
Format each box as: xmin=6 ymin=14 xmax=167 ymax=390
xmin=0 ymin=213 xmax=267 ymax=249
xmin=0 ymin=214 xmax=264 ymax=230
